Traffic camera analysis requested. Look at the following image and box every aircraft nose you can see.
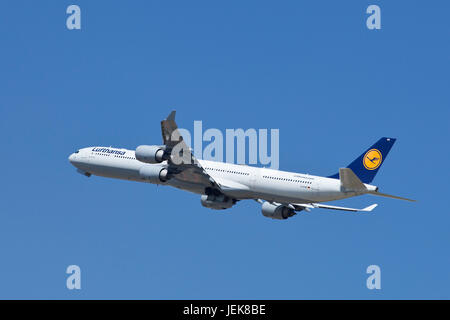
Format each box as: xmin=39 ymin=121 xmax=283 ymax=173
xmin=68 ymin=153 xmax=76 ymax=164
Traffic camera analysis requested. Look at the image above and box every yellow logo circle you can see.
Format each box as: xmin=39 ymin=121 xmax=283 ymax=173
xmin=363 ymin=149 xmax=382 ymax=170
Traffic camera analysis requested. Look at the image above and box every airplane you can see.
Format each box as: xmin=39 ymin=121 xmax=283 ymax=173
xmin=68 ymin=111 xmax=414 ymax=220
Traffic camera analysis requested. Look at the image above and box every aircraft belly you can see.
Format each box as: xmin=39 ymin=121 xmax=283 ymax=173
xmin=87 ymin=162 xmax=142 ymax=181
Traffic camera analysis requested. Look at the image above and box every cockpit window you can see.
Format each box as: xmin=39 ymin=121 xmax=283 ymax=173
xmin=75 ymin=150 xmax=79 ymax=153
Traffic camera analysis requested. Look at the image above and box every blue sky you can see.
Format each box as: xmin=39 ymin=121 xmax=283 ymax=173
xmin=0 ymin=1 xmax=449 ymax=299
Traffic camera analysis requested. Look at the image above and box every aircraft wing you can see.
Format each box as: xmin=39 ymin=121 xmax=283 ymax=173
xmin=257 ymin=199 xmax=378 ymax=213
xmin=160 ymin=111 xmax=222 ymax=189
xmin=291 ymin=202 xmax=378 ymax=212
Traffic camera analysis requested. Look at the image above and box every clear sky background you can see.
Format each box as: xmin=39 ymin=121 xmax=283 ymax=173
xmin=0 ymin=1 xmax=449 ymax=299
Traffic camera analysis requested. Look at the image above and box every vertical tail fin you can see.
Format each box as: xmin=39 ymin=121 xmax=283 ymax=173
xmin=328 ymin=137 xmax=396 ymax=184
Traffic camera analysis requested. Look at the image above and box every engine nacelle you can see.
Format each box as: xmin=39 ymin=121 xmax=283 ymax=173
xmin=261 ymin=202 xmax=296 ymax=220
xmin=139 ymin=165 xmax=168 ymax=184
xmin=201 ymin=194 xmax=235 ymax=210
xmin=135 ymin=145 xmax=165 ymax=164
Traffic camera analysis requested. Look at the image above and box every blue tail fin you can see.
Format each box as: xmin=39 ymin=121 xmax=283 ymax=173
xmin=328 ymin=137 xmax=396 ymax=184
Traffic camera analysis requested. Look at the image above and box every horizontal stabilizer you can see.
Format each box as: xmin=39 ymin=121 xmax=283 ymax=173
xmin=368 ymin=191 xmax=416 ymax=202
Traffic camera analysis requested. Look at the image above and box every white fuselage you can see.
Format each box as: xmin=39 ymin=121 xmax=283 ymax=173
xmin=69 ymin=147 xmax=376 ymax=204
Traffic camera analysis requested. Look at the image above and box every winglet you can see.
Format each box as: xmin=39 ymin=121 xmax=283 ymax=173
xmin=167 ymin=110 xmax=176 ymax=121
xmin=361 ymin=204 xmax=378 ymax=212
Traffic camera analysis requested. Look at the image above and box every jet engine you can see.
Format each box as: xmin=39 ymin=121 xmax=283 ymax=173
xmin=201 ymin=194 xmax=236 ymax=210
xmin=135 ymin=145 xmax=166 ymax=164
xmin=139 ymin=165 xmax=169 ymax=184
xmin=261 ymin=202 xmax=296 ymax=220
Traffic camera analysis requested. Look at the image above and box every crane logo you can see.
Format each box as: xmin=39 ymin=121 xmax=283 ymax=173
xmin=363 ymin=149 xmax=382 ymax=170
